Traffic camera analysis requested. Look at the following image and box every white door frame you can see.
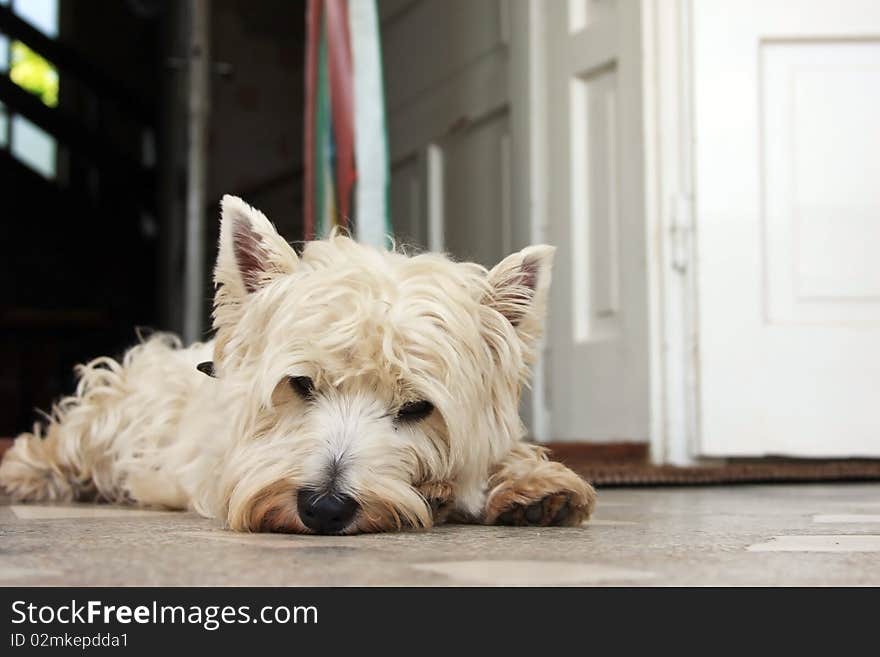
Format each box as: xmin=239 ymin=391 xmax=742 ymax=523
xmin=508 ymin=0 xmax=551 ymax=441
xmin=508 ymin=0 xmax=703 ymax=462
xmin=640 ymin=0 xmax=702 ymax=464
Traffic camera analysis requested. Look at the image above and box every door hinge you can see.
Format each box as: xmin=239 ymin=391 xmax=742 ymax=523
xmin=670 ymin=194 xmax=693 ymax=274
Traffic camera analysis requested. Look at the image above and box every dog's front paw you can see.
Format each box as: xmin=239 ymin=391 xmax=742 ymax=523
xmin=484 ymin=462 xmax=596 ymax=527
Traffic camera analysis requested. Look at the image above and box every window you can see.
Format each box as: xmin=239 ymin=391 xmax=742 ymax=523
xmin=0 ymin=0 xmax=7 ymax=149
xmin=1 ymin=0 xmax=59 ymax=178
xmin=12 ymin=0 xmax=58 ymax=38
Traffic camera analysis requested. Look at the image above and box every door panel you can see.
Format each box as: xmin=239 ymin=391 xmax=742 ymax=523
xmin=443 ymin=114 xmax=511 ymax=267
xmin=762 ymin=41 xmax=880 ymax=323
xmin=381 ymin=0 xmax=505 ymax=113
xmin=570 ymin=65 xmax=621 ymax=342
xmin=389 ymin=155 xmax=425 ymax=248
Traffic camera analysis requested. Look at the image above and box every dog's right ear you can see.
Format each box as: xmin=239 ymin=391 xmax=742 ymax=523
xmin=215 ymin=195 xmax=299 ymax=299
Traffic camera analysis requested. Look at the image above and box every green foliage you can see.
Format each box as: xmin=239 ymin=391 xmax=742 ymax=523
xmin=10 ymin=41 xmax=58 ymax=107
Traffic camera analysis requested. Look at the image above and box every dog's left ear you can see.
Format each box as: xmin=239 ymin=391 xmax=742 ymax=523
xmin=485 ymin=245 xmax=555 ymax=345
xmin=213 ymin=196 xmax=299 ymax=336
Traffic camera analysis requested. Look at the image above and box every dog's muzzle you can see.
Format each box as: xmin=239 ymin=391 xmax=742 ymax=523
xmin=297 ymin=489 xmax=360 ymax=534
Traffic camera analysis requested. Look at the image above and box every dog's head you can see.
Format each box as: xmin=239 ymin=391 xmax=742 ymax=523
xmin=210 ymin=196 xmax=554 ymax=534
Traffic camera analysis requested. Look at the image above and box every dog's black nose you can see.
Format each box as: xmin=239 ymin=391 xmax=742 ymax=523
xmin=297 ymin=489 xmax=359 ymax=534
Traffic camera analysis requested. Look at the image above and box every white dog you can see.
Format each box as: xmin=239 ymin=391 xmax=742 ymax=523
xmin=0 ymin=196 xmax=595 ymax=534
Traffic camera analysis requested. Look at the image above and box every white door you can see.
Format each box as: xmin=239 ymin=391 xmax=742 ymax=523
xmin=544 ymin=1 xmax=650 ymax=441
xmin=381 ymin=0 xmax=514 ymax=268
xmin=694 ymin=0 xmax=880 ymax=456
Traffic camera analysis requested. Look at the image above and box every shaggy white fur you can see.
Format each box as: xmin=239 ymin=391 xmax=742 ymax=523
xmin=0 ymin=196 xmax=595 ymax=534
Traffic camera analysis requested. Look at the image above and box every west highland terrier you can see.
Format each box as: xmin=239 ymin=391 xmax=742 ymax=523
xmin=0 ymin=196 xmax=596 ymax=534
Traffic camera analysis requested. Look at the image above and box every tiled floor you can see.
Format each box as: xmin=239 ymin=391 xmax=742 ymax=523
xmin=2 ymin=483 xmax=879 ymax=586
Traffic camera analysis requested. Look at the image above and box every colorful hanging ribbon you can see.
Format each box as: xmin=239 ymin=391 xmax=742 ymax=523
xmin=304 ymin=0 xmax=391 ymax=247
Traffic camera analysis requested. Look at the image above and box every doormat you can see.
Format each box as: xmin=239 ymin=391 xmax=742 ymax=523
xmin=541 ymin=442 xmax=880 ymax=487
xmin=573 ymin=460 xmax=880 ymax=487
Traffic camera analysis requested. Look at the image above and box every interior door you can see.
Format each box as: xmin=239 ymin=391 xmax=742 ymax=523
xmin=694 ymin=0 xmax=880 ymax=456
xmin=381 ymin=0 xmax=513 ymax=268
xmin=544 ymin=1 xmax=650 ymax=441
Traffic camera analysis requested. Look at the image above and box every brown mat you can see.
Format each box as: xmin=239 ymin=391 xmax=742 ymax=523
xmin=570 ymin=460 xmax=880 ymax=487
xmin=541 ymin=442 xmax=880 ymax=486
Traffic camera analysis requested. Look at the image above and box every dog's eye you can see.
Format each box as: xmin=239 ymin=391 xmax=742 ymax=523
xmin=396 ymin=400 xmax=434 ymax=423
xmin=288 ymin=376 xmax=315 ymax=400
